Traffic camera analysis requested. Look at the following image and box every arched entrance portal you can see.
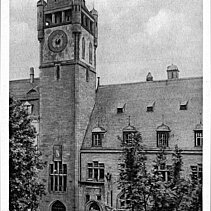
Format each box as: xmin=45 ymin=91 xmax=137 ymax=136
xmin=86 ymin=201 xmax=102 ymax=211
xmin=89 ymin=202 xmax=100 ymax=211
xmin=51 ymin=200 xmax=66 ymax=211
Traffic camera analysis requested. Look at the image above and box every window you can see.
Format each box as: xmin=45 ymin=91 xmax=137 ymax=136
xmin=49 ymin=161 xmax=67 ymax=192
xmin=147 ymin=101 xmax=155 ymax=112
xmin=55 ymin=65 xmax=60 ymax=80
xmin=92 ymin=127 xmax=106 ymax=147
xmin=89 ymin=42 xmax=93 ymax=64
xmin=158 ymin=164 xmax=171 ymax=182
xmin=117 ymin=192 xmax=130 ymax=209
xmin=191 ymin=164 xmax=202 ymax=183
xmin=180 ymin=101 xmax=188 ymax=110
xmin=156 ymin=124 xmax=170 ymax=147
xmin=82 ymin=37 xmax=85 ymax=59
xmin=117 ymin=103 xmax=125 ymax=114
xmin=92 ymin=133 xmax=104 ymax=147
xmin=86 ymin=194 xmax=90 ymax=203
xmin=86 ymin=68 xmax=89 ymax=82
xmin=123 ymin=132 xmax=133 ymax=143
xmin=97 ymin=195 xmax=101 ymax=201
xmin=194 ymin=130 xmax=203 ymax=147
xmin=157 ymin=131 xmax=169 ymax=147
xmin=23 ymin=101 xmax=33 ymax=115
xmin=87 ymin=161 xmax=105 ymax=181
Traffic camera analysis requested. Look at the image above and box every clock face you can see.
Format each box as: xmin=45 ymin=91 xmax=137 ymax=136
xmin=48 ymin=30 xmax=68 ymax=53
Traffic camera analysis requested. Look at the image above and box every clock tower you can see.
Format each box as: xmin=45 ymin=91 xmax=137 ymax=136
xmin=37 ymin=0 xmax=98 ymax=210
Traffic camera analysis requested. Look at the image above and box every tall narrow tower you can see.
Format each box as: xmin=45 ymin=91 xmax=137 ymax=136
xmin=37 ymin=0 xmax=98 ymax=210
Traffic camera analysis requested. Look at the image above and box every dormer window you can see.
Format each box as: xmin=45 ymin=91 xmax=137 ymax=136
xmin=156 ymin=124 xmax=170 ymax=147
xmin=23 ymin=101 xmax=33 ymax=115
xmin=117 ymin=103 xmax=125 ymax=114
xmin=92 ymin=127 xmax=106 ymax=147
xmin=180 ymin=101 xmax=188 ymax=110
xmin=194 ymin=123 xmax=203 ymax=147
xmin=147 ymin=101 xmax=155 ymax=112
xmin=123 ymin=125 xmax=136 ymax=143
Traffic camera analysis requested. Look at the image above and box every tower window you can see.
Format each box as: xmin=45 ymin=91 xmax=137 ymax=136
xmin=86 ymin=68 xmax=89 ymax=82
xmin=89 ymin=42 xmax=93 ymax=64
xmin=194 ymin=130 xmax=203 ymax=147
xmin=49 ymin=161 xmax=67 ymax=192
xmin=82 ymin=37 xmax=85 ymax=60
xmin=55 ymin=65 xmax=60 ymax=80
xmin=87 ymin=161 xmax=105 ymax=181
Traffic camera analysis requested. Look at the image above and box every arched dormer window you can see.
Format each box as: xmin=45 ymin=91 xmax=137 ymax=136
xmin=156 ymin=124 xmax=170 ymax=147
xmin=92 ymin=127 xmax=106 ymax=147
xmin=51 ymin=200 xmax=66 ymax=211
xmin=123 ymin=125 xmax=136 ymax=143
xmin=89 ymin=42 xmax=93 ymax=64
xmin=194 ymin=123 xmax=203 ymax=147
xmin=82 ymin=37 xmax=85 ymax=60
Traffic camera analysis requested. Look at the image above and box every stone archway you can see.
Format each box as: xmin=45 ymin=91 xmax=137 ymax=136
xmin=51 ymin=200 xmax=66 ymax=211
xmin=86 ymin=200 xmax=103 ymax=211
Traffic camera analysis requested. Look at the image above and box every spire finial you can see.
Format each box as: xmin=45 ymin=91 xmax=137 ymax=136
xmin=97 ymin=116 xmax=100 ymax=127
xmin=199 ymin=112 xmax=202 ymax=124
xmin=162 ymin=114 xmax=164 ymax=124
xmin=128 ymin=116 xmax=131 ymax=126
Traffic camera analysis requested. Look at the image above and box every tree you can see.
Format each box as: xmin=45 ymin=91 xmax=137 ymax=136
xmin=119 ymin=135 xmax=202 ymax=211
xmin=118 ymin=132 xmax=163 ymax=211
xmin=9 ymin=96 xmax=46 ymax=210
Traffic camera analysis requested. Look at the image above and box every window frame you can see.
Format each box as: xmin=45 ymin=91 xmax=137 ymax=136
xmin=49 ymin=161 xmax=67 ymax=192
xmin=92 ymin=132 xmax=104 ymax=147
xmin=87 ymin=161 xmax=105 ymax=181
xmin=194 ymin=130 xmax=203 ymax=147
xmin=157 ymin=131 xmax=169 ymax=147
xmin=191 ymin=164 xmax=202 ymax=183
xmin=82 ymin=37 xmax=85 ymax=60
xmin=89 ymin=42 xmax=93 ymax=64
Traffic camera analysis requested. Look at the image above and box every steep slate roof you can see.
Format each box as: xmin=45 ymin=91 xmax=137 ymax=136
xmin=9 ymin=78 xmax=40 ymax=100
xmin=81 ymin=77 xmax=203 ymax=150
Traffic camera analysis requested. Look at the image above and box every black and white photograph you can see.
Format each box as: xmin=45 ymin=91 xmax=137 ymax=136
xmin=1 ymin=0 xmax=210 ymax=210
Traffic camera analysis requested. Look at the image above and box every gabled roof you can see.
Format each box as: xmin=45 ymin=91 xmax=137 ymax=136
xmin=9 ymin=78 xmax=40 ymax=100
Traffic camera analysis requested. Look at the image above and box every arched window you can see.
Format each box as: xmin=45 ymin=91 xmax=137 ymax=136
xmin=89 ymin=42 xmax=93 ymax=64
xmin=82 ymin=37 xmax=85 ymax=59
xmin=51 ymin=200 xmax=66 ymax=211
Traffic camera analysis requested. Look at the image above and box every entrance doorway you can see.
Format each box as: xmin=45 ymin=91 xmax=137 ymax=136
xmin=51 ymin=200 xmax=66 ymax=211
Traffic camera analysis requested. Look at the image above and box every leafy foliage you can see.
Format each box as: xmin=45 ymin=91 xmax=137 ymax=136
xmin=118 ymin=131 xmax=202 ymax=211
xmin=9 ymin=97 xmax=46 ymax=210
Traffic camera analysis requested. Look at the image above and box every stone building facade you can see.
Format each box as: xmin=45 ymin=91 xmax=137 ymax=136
xmin=9 ymin=0 xmax=202 ymax=211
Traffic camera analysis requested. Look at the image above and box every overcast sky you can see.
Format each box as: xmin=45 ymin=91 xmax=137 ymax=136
xmin=10 ymin=0 xmax=203 ymax=84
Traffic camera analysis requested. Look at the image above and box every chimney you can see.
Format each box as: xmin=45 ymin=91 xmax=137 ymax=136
xmin=30 ymin=67 xmax=34 ymax=83
xmin=146 ymin=72 xmax=153 ymax=81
